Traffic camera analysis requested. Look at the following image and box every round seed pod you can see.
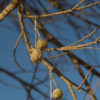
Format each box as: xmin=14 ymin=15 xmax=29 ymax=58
xmin=36 ymin=38 xmax=48 ymax=50
xmin=30 ymin=48 xmax=43 ymax=63
xmin=53 ymin=88 xmax=63 ymax=99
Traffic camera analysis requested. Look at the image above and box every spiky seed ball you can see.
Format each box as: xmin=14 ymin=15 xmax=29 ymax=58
xmin=53 ymin=88 xmax=63 ymax=99
xmin=30 ymin=48 xmax=43 ymax=63
xmin=36 ymin=38 xmax=48 ymax=50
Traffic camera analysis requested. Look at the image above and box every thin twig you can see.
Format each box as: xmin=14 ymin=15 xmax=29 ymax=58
xmin=46 ymin=52 xmax=67 ymax=59
xmin=71 ymin=27 xmax=99 ymax=46
xmin=78 ymin=67 xmax=93 ymax=89
xmin=49 ymin=71 xmax=53 ymax=100
xmin=50 ymin=72 xmax=58 ymax=88
xmin=34 ymin=17 xmax=37 ymax=48
xmin=72 ymin=0 xmax=86 ymax=10
xmin=23 ymin=1 xmax=100 ymax=19
xmin=45 ymin=41 xmax=97 ymax=52
xmin=13 ymin=32 xmax=25 ymax=71
xmin=31 ymin=64 xmax=39 ymax=84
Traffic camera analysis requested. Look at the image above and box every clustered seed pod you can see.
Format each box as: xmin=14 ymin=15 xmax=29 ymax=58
xmin=53 ymin=88 xmax=63 ymax=99
xmin=36 ymin=38 xmax=48 ymax=50
xmin=30 ymin=48 xmax=43 ymax=63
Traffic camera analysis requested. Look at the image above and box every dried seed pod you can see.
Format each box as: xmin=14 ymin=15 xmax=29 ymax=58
xmin=30 ymin=48 xmax=43 ymax=63
xmin=53 ymin=88 xmax=63 ymax=99
xmin=36 ymin=38 xmax=48 ymax=50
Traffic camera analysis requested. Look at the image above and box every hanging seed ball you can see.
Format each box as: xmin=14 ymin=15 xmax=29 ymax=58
xmin=53 ymin=88 xmax=63 ymax=99
xmin=30 ymin=48 xmax=43 ymax=63
xmin=36 ymin=38 xmax=48 ymax=50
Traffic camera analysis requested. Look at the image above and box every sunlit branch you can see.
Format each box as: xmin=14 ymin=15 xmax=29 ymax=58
xmin=0 ymin=0 xmax=20 ymax=21
xmin=71 ymin=27 xmax=100 ymax=46
xmin=77 ymin=67 xmax=93 ymax=89
xmin=72 ymin=0 xmax=86 ymax=10
xmin=23 ymin=1 xmax=100 ymax=19
xmin=45 ymin=40 xmax=98 ymax=52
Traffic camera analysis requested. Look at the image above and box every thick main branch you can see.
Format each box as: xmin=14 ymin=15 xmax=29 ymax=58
xmin=0 ymin=0 xmax=19 ymax=21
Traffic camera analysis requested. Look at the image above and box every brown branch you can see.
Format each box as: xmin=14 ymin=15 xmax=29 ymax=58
xmin=76 ymin=1 xmax=100 ymax=11
xmin=71 ymin=27 xmax=100 ymax=46
xmin=23 ymin=1 xmax=100 ymax=19
xmin=78 ymin=67 xmax=93 ymax=89
xmin=13 ymin=32 xmax=25 ymax=71
xmin=41 ymin=59 xmax=77 ymax=100
xmin=73 ymin=61 xmax=97 ymax=100
xmin=45 ymin=40 xmax=97 ymax=51
xmin=72 ymin=0 xmax=86 ymax=10
xmin=0 ymin=0 xmax=20 ymax=21
xmin=46 ymin=0 xmax=100 ymax=28
xmin=46 ymin=52 xmax=68 ymax=59
xmin=17 ymin=6 xmax=33 ymax=53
